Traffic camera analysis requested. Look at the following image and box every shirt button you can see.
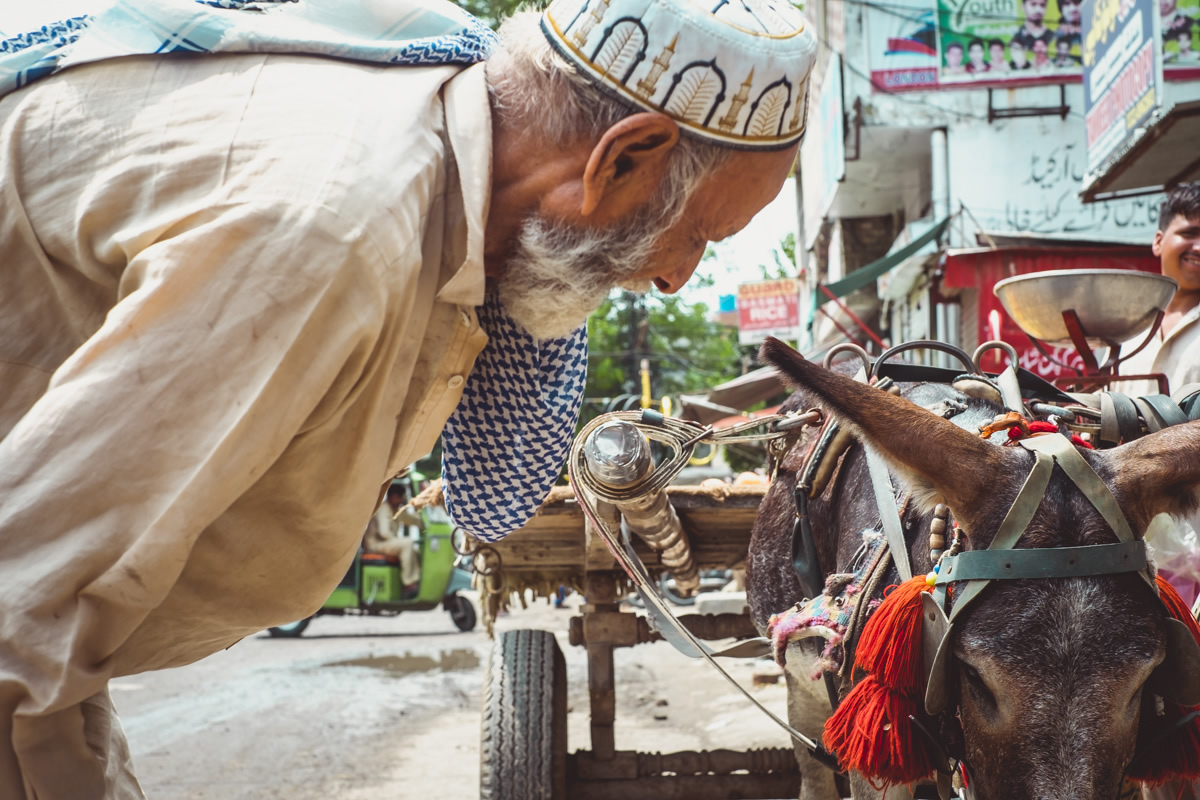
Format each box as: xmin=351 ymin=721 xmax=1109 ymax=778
xmin=459 ymin=311 xmax=472 ymax=327
xmin=447 ymin=375 xmax=464 ymax=389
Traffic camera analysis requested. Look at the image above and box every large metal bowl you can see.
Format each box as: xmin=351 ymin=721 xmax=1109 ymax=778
xmin=993 ymin=269 xmax=1177 ymax=344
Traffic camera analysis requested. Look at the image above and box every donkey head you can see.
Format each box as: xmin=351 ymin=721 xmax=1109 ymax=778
xmin=759 ymin=338 xmax=1200 ymax=798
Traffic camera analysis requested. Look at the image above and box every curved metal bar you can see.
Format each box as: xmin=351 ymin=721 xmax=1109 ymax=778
xmin=450 ymin=527 xmax=477 ymax=557
xmin=972 ymin=340 xmax=1019 ymax=374
xmin=869 ymin=339 xmax=977 ymax=381
xmin=822 ymin=341 xmax=872 ymax=373
xmin=472 ymin=546 xmax=502 ymax=576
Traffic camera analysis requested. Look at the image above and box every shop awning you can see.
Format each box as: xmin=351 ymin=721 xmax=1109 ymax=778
xmin=678 ymin=366 xmax=786 ymax=424
xmin=1080 ymin=100 xmax=1200 ymax=202
xmin=817 ymin=215 xmax=951 ymax=302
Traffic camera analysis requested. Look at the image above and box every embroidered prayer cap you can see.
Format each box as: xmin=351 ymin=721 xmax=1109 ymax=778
xmin=540 ymin=0 xmax=817 ymax=149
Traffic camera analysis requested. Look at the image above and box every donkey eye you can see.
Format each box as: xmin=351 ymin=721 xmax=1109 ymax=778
xmin=960 ymin=663 xmax=997 ymax=708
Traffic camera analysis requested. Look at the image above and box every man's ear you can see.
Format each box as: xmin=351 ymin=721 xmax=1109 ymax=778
xmin=580 ymin=113 xmax=680 ymax=217
xmin=1153 ymin=228 xmax=1165 ymax=257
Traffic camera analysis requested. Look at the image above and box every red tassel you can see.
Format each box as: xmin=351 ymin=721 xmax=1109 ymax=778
xmin=857 ymin=576 xmax=932 ymax=695
xmin=824 ymin=676 xmax=939 ymax=786
xmin=1158 ymin=575 xmax=1200 ymax=643
xmin=823 ymin=575 xmax=938 ymax=785
xmin=1127 ymin=576 xmax=1200 ymax=785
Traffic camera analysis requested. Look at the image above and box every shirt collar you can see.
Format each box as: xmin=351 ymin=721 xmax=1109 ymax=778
xmin=1159 ymin=302 xmax=1200 ymax=347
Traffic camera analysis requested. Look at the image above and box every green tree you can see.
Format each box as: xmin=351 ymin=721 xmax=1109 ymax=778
xmin=456 ymin=0 xmax=541 ymax=29
xmin=585 ymin=286 xmax=743 ymax=412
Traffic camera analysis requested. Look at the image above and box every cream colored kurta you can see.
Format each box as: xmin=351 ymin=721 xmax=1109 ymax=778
xmin=1116 ymin=306 xmax=1200 ymax=398
xmin=0 ymin=53 xmax=491 ymax=799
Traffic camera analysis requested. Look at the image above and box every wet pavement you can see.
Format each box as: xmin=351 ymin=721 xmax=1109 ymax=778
xmin=116 ymin=591 xmax=795 ymax=799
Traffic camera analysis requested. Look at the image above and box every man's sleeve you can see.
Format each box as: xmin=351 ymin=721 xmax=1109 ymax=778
xmin=0 ymin=200 xmax=394 ymax=798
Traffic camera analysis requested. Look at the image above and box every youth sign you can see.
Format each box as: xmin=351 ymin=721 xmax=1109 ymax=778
xmin=937 ymin=0 xmax=1084 ymax=83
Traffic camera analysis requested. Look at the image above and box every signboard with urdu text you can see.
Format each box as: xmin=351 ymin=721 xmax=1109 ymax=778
xmin=949 ymin=114 xmax=1161 ymax=243
xmin=866 ymin=0 xmax=1198 ymax=90
xmin=737 ymin=279 xmax=803 ymax=345
xmin=1081 ymin=0 xmax=1164 ymax=172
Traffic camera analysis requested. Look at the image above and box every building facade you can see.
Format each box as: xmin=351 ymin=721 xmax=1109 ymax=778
xmin=796 ymin=0 xmax=1200 ymax=379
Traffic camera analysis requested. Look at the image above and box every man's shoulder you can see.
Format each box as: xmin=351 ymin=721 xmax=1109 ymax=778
xmin=216 ymin=55 xmax=468 ymax=258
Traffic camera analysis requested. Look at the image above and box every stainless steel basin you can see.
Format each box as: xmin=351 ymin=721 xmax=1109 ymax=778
xmin=993 ymin=269 xmax=1177 ymax=345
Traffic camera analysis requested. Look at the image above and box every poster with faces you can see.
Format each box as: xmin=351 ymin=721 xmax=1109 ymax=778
xmin=936 ymin=0 xmax=1085 ymax=82
xmin=1161 ymin=0 xmax=1200 ymax=64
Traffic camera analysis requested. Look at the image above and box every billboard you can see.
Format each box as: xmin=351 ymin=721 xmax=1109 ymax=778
xmin=1082 ymin=0 xmax=1163 ymax=172
xmin=1162 ymin=0 xmax=1200 ymax=66
xmin=867 ymin=0 xmax=942 ymax=90
xmin=737 ymin=279 xmax=803 ymax=345
xmin=937 ymin=0 xmax=1085 ymax=83
xmin=866 ymin=0 xmax=1198 ymax=89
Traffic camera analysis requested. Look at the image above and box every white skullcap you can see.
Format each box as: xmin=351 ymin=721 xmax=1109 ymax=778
xmin=541 ymin=0 xmax=818 ymax=149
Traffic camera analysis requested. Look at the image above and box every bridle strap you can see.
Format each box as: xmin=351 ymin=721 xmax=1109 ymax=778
xmin=939 ymin=540 xmax=1146 ymax=583
xmin=866 ymin=445 xmax=913 ymax=582
xmin=943 ymin=434 xmax=1147 ymax=623
xmin=1019 ymin=435 xmax=1135 ymax=543
xmin=989 ymin=448 xmax=1055 ymax=552
xmin=943 ymin=449 xmax=1053 ymax=620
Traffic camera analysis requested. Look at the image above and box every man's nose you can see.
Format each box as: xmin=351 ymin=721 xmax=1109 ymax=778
xmin=654 ymin=260 xmax=702 ymax=294
xmin=652 ymin=250 xmax=708 ymax=294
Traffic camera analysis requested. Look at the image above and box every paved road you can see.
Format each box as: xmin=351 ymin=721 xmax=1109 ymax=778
xmin=115 ymin=592 xmax=796 ymax=799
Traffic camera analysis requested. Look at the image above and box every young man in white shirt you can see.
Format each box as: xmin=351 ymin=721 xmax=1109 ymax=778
xmin=1119 ymin=182 xmax=1200 ymax=397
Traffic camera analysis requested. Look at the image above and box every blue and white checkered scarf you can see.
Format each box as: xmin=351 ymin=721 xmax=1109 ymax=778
xmin=0 ymin=0 xmax=589 ymax=542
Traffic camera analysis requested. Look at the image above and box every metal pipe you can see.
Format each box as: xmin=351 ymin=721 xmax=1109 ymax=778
xmin=946 ymin=301 xmax=962 ymax=354
xmin=582 ymin=422 xmax=700 ymax=595
xmin=935 ymin=302 xmax=949 ymax=368
xmin=931 ymin=128 xmax=949 ymax=223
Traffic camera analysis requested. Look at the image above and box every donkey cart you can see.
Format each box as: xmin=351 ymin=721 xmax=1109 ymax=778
xmin=466 ymin=480 xmax=804 ymax=800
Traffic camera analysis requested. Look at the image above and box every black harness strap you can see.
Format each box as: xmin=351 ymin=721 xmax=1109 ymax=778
xmin=790 ymin=484 xmax=825 ymax=601
xmin=1099 ymin=392 xmax=1142 ymax=445
xmin=1137 ymin=393 xmax=1191 ymax=430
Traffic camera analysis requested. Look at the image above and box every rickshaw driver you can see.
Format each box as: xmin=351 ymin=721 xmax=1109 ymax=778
xmin=363 ymin=484 xmax=422 ymax=595
xmin=0 ymin=0 xmax=818 ymax=797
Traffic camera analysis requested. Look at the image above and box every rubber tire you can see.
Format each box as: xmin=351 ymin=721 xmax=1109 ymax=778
xmin=448 ymin=594 xmax=477 ymax=632
xmin=266 ymin=617 xmax=312 ymax=638
xmin=480 ymin=629 xmax=567 ymax=800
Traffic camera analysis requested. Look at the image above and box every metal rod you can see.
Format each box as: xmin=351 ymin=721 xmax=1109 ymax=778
xmin=819 ymin=284 xmax=886 ymax=348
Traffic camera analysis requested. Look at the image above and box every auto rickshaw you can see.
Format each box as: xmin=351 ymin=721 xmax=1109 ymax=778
xmin=267 ymin=500 xmax=476 ymax=636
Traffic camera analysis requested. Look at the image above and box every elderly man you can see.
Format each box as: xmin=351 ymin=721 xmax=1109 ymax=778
xmin=0 ymin=0 xmax=815 ymax=796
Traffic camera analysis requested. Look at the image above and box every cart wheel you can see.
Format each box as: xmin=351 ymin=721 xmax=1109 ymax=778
xmin=266 ymin=617 xmax=312 ymax=638
xmin=447 ymin=594 xmax=477 ymax=632
xmin=480 ymin=629 xmax=567 ymax=800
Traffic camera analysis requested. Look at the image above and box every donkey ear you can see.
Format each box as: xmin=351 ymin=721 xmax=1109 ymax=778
xmin=1103 ymin=421 xmax=1200 ymax=535
xmin=758 ymin=338 xmax=1026 ymax=524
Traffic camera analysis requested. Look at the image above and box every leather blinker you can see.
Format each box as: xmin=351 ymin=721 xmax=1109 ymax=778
xmin=922 ymin=591 xmax=952 ymax=715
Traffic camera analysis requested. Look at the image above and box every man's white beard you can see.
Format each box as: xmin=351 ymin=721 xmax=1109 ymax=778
xmin=498 ymin=214 xmax=657 ymax=340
